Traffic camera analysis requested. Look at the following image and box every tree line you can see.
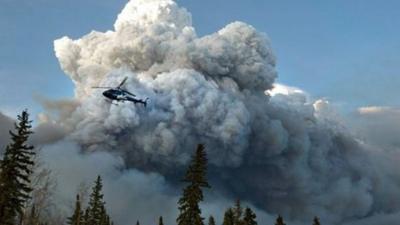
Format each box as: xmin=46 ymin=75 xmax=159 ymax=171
xmin=0 ymin=110 xmax=322 ymax=225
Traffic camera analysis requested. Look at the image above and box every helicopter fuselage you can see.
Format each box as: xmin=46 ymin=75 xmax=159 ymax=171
xmin=92 ymin=77 xmax=148 ymax=107
xmin=102 ymin=88 xmax=147 ymax=107
xmin=102 ymin=88 xmax=126 ymax=100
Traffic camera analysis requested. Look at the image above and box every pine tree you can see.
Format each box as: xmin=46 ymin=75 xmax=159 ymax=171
xmin=83 ymin=208 xmax=90 ymax=225
xmin=87 ymin=176 xmax=104 ymax=225
xmin=275 ymin=215 xmax=286 ymax=225
xmin=312 ymin=217 xmax=320 ymax=225
xmin=85 ymin=176 xmax=111 ymax=225
xmin=0 ymin=110 xmax=35 ymax=225
xmin=176 ymin=144 xmax=210 ymax=225
xmin=233 ymin=200 xmax=243 ymax=225
xmin=68 ymin=195 xmax=84 ymax=225
xmin=208 ymin=216 xmax=215 ymax=225
xmin=99 ymin=205 xmax=109 ymax=225
xmin=222 ymin=208 xmax=235 ymax=225
xmin=242 ymin=207 xmax=257 ymax=225
xmin=159 ymin=216 xmax=164 ymax=225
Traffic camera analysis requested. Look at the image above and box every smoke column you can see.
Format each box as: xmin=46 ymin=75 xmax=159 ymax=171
xmin=18 ymin=0 xmax=400 ymax=224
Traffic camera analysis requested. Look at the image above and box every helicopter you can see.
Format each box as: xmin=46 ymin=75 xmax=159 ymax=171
xmin=92 ymin=77 xmax=148 ymax=107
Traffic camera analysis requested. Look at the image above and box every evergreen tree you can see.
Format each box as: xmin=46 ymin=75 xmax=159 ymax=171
xmin=99 ymin=205 xmax=110 ymax=225
xmin=275 ymin=215 xmax=286 ymax=225
xmin=222 ymin=208 xmax=235 ymax=225
xmin=159 ymin=216 xmax=164 ymax=225
xmin=86 ymin=176 xmax=111 ymax=225
xmin=83 ymin=208 xmax=90 ymax=225
xmin=242 ymin=207 xmax=257 ymax=225
xmin=176 ymin=144 xmax=210 ymax=225
xmin=68 ymin=195 xmax=84 ymax=225
xmin=0 ymin=110 xmax=35 ymax=225
xmin=233 ymin=200 xmax=243 ymax=225
xmin=208 ymin=216 xmax=215 ymax=225
xmin=312 ymin=217 xmax=320 ymax=225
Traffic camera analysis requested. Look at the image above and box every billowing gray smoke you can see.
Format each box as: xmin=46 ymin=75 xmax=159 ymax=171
xmin=18 ymin=0 xmax=400 ymax=224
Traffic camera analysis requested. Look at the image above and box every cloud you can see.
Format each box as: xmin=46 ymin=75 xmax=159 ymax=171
xmin=350 ymin=106 xmax=400 ymax=149
xmin=357 ymin=106 xmax=400 ymax=115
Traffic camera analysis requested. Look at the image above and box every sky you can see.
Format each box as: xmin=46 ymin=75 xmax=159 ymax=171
xmin=1 ymin=0 xmax=400 ymax=117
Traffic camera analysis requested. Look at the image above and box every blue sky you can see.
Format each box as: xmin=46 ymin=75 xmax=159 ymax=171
xmin=1 ymin=0 xmax=400 ymax=117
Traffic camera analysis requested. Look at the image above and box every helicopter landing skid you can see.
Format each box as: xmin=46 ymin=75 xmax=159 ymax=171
xmin=105 ymin=99 xmax=119 ymax=106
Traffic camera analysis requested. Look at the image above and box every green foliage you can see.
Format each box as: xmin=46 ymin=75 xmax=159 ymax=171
xmin=312 ymin=217 xmax=320 ymax=225
xmin=159 ymin=216 xmax=164 ymax=225
xmin=275 ymin=215 xmax=286 ymax=225
xmin=208 ymin=216 xmax=216 ymax=225
xmin=223 ymin=208 xmax=235 ymax=225
xmin=233 ymin=200 xmax=243 ymax=225
xmin=83 ymin=208 xmax=90 ymax=225
xmin=0 ymin=110 xmax=35 ymax=225
xmin=68 ymin=195 xmax=84 ymax=225
xmin=87 ymin=176 xmax=106 ymax=225
xmin=176 ymin=144 xmax=210 ymax=225
xmin=69 ymin=176 xmax=113 ymax=225
xmin=242 ymin=207 xmax=257 ymax=225
xmin=223 ymin=201 xmax=257 ymax=225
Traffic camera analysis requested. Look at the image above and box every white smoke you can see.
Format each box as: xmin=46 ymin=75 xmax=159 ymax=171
xmin=53 ymin=0 xmax=277 ymax=168
xmin=13 ymin=0 xmax=399 ymax=224
xmin=349 ymin=106 xmax=400 ymax=150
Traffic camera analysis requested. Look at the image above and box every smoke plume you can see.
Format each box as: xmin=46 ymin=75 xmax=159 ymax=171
xmin=1 ymin=0 xmax=400 ymax=224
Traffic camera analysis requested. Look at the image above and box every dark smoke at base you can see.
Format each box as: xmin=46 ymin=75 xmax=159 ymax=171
xmin=1 ymin=0 xmax=400 ymax=224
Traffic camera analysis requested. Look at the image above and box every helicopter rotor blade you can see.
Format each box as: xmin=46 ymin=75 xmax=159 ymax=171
xmin=117 ymin=77 xmax=128 ymax=88
xmin=92 ymin=86 xmax=112 ymax=89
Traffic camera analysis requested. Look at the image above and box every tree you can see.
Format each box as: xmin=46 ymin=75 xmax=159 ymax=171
xmin=85 ymin=176 xmax=111 ymax=225
xmin=208 ymin=216 xmax=216 ymax=225
xmin=233 ymin=200 xmax=243 ymax=225
xmin=176 ymin=144 xmax=210 ymax=225
xmin=275 ymin=215 xmax=286 ymax=225
xmin=99 ymin=205 xmax=110 ymax=225
xmin=67 ymin=195 xmax=84 ymax=225
xmin=18 ymin=152 xmax=58 ymax=225
xmin=0 ymin=110 xmax=35 ymax=225
xmin=136 ymin=220 xmax=140 ymax=225
xmin=25 ymin=204 xmax=39 ymax=225
xmin=83 ymin=208 xmax=90 ymax=225
xmin=222 ymin=208 xmax=235 ymax=225
xmin=159 ymin=216 xmax=164 ymax=225
xmin=312 ymin=217 xmax=320 ymax=225
xmin=22 ymin=149 xmax=57 ymax=225
xmin=242 ymin=207 xmax=257 ymax=225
